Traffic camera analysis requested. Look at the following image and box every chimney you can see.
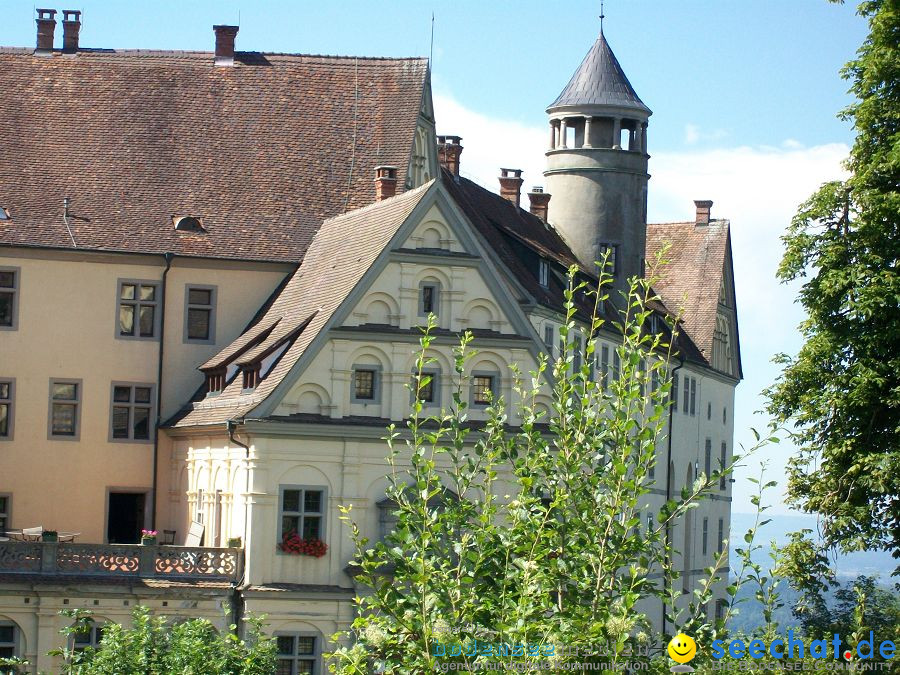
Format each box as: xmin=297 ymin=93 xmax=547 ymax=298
xmin=527 ymin=186 xmax=551 ymax=222
xmin=374 ymin=166 xmax=398 ymax=201
xmin=213 ymin=25 xmax=239 ymax=66
xmin=498 ymin=168 xmax=524 ymax=208
xmin=62 ymin=10 xmax=81 ymax=53
xmin=35 ymin=8 xmax=57 ymax=54
xmin=437 ymin=135 xmax=463 ymax=178
xmin=694 ymin=199 xmax=713 ymax=225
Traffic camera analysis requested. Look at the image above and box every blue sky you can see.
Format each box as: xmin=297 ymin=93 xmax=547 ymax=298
xmin=0 ymin=1 xmax=871 ymax=515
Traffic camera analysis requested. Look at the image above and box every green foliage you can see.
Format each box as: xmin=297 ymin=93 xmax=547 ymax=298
xmin=46 ymin=605 xmax=276 ymax=675
xmin=767 ymin=0 xmax=900 ymax=567
xmin=328 ymin=263 xmax=771 ymax=673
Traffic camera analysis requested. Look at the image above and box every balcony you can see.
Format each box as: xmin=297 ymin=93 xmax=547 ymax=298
xmin=0 ymin=541 xmax=242 ymax=583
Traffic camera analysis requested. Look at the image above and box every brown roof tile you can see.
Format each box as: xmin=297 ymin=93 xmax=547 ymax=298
xmin=169 ymin=179 xmax=435 ymax=427
xmin=0 ymin=48 xmax=428 ymax=262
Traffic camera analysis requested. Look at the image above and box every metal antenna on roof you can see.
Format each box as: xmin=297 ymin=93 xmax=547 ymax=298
xmin=429 ymin=12 xmax=435 ymax=65
xmin=62 ymin=196 xmax=77 ymax=247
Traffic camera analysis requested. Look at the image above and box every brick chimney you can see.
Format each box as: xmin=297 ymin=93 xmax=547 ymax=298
xmin=437 ymin=135 xmax=463 ymax=178
xmin=527 ymin=186 xmax=551 ymax=222
xmin=35 ymin=8 xmax=57 ymax=54
xmin=499 ymin=168 xmax=524 ymax=208
xmin=213 ymin=25 xmax=239 ymax=66
xmin=374 ymin=166 xmax=398 ymax=201
xmin=62 ymin=10 xmax=81 ymax=53
xmin=694 ymin=199 xmax=713 ymax=225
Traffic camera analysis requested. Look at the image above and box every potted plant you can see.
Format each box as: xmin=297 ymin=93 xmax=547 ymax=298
xmin=278 ymin=530 xmax=328 ymax=558
xmin=41 ymin=530 xmax=58 ymax=542
xmin=226 ymin=536 xmax=242 ymax=548
xmin=140 ymin=529 xmax=158 ymax=545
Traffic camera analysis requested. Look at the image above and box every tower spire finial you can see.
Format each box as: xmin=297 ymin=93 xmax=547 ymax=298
xmin=599 ymin=0 xmax=605 ymax=33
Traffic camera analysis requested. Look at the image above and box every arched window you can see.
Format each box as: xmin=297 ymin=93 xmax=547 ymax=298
xmin=712 ymin=314 xmax=733 ymax=373
xmin=0 ymin=620 xmax=21 ymax=660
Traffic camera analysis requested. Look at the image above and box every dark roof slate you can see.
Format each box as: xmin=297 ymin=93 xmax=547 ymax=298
xmin=0 ymin=47 xmax=428 ymax=262
xmin=548 ymin=32 xmax=650 ymax=114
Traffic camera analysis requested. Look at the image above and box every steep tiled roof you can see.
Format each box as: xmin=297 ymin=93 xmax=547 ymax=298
xmin=548 ymin=32 xmax=650 ymax=114
xmin=645 ymin=220 xmax=734 ymax=368
xmin=0 ymin=47 xmax=428 ymax=262
xmin=169 ymin=180 xmax=435 ymax=427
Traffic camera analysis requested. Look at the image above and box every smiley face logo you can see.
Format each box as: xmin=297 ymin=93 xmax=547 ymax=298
xmin=667 ymin=634 xmax=697 ymax=664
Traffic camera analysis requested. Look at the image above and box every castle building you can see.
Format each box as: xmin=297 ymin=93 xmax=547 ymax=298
xmin=0 ymin=11 xmax=740 ymax=673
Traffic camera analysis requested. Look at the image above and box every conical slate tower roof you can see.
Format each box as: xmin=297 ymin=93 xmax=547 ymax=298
xmin=549 ymin=31 xmax=650 ymax=114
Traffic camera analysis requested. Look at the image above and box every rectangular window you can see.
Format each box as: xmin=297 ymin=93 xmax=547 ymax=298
xmin=0 ymin=379 xmax=13 ymax=440
xmin=117 ymin=280 xmax=159 ymax=339
xmin=276 ymin=634 xmax=319 ymax=674
xmin=690 ymin=377 xmax=697 ymax=416
xmin=472 ymin=374 xmax=495 ymax=406
xmin=185 ymin=285 xmax=216 ymax=342
xmin=0 ymin=622 xmax=17 ymax=660
xmin=672 ymin=372 xmax=679 ymax=407
xmin=702 ymin=517 xmax=709 ymax=555
xmin=419 ymin=283 xmax=439 ymax=316
xmin=279 ymin=487 xmax=325 ymax=542
xmin=717 ymin=518 xmax=725 ymax=554
xmin=638 ymin=358 xmax=646 ymax=396
xmin=720 ymin=443 xmax=727 ymax=490
xmin=613 ymin=351 xmax=620 ymax=382
xmin=0 ymin=267 xmax=19 ymax=330
xmin=573 ymin=336 xmax=583 ymax=372
xmin=412 ymin=370 xmax=439 ymax=405
xmin=704 ymin=439 xmax=712 ymax=479
xmin=682 ymin=376 xmax=690 ymax=414
xmin=634 ymin=511 xmax=641 ymax=536
xmin=646 ymin=511 xmax=654 ymax=532
xmin=73 ymin=625 xmax=103 ymax=652
xmin=49 ymin=379 xmax=81 ymax=439
xmin=352 ymin=368 xmax=377 ymax=402
xmin=538 ymin=259 xmax=549 ymax=288
xmin=0 ymin=495 xmax=9 ymax=533
xmin=651 ymin=367 xmax=659 ymax=394
xmin=543 ymin=325 xmax=554 ymax=356
xmin=110 ymin=383 xmax=154 ymax=442
xmin=600 ymin=344 xmax=610 ymax=389
xmin=599 ymin=244 xmax=617 ymax=275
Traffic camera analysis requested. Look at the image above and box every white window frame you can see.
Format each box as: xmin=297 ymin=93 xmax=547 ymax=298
xmin=116 ymin=279 xmax=161 ymax=341
xmin=275 ymin=632 xmax=321 ymax=674
xmin=0 ymin=378 xmax=13 ymax=441
xmin=109 ymin=382 xmax=156 ymax=443
xmin=0 ymin=266 xmax=20 ymax=331
xmin=48 ymin=378 xmax=82 ymax=441
xmin=184 ymin=284 xmax=217 ymax=344
xmin=278 ymin=486 xmax=326 ymax=545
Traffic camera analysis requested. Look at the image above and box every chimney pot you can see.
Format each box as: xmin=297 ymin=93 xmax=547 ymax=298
xmin=62 ymin=9 xmax=81 ymax=53
xmin=694 ymin=199 xmax=713 ymax=225
xmin=437 ymin=135 xmax=463 ymax=179
xmin=498 ymin=168 xmax=524 ymax=208
xmin=35 ymin=8 xmax=57 ymax=54
xmin=528 ymin=186 xmax=552 ymax=222
xmin=213 ymin=25 xmax=239 ymax=66
xmin=374 ymin=165 xmax=398 ymax=201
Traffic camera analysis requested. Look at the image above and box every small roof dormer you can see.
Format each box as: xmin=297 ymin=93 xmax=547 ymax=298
xmin=548 ymin=31 xmax=651 ymax=117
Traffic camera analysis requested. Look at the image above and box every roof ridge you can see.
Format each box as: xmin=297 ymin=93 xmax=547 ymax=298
xmin=0 ymin=46 xmax=428 ymax=62
xmin=320 ymin=179 xmax=435 ymax=226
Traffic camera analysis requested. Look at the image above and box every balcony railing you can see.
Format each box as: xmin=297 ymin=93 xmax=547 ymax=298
xmin=0 ymin=541 xmax=242 ymax=583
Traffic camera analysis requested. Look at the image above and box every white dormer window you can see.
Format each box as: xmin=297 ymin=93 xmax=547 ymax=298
xmin=538 ymin=259 xmax=549 ymax=288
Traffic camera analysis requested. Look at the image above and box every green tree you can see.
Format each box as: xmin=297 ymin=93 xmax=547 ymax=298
xmin=767 ymin=0 xmax=900 ymax=566
xmin=328 ymin=265 xmax=772 ymax=673
xmin=36 ymin=605 xmax=275 ymax=675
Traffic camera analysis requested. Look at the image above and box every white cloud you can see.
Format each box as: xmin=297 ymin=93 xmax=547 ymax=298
xmin=433 ymin=91 xmax=850 ymax=515
xmin=684 ymin=123 xmax=728 ymax=145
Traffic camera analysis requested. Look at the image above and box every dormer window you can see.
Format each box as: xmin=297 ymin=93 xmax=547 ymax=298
xmin=242 ymin=364 xmax=261 ymax=391
xmin=174 ymin=216 xmax=206 ymax=233
xmin=538 ymin=259 xmax=549 ymax=288
xmin=205 ymin=368 xmax=227 ymax=395
xmin=0 ymin=207 xmax=9 ymax=220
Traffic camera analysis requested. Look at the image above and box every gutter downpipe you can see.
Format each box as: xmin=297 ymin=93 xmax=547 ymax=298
xmin=227 ymin=419 xmax=251 ymax=634
xmin=662 ymin=354 xmax=684 ymax=639
xmin=151 ymin=252 xmax=174 ymax=531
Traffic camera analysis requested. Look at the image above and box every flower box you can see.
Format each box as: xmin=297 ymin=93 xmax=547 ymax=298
xmin=140 ymin=529 xmax=157 ymax=546
xmin=278 ymin=531 xmax=327 ymax=557
xmin=41 ymin=531 xmax=58 ymax=542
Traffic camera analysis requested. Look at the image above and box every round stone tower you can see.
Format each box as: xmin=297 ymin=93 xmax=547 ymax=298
xmin=544 ymin=30 xmax=651 ymax=293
